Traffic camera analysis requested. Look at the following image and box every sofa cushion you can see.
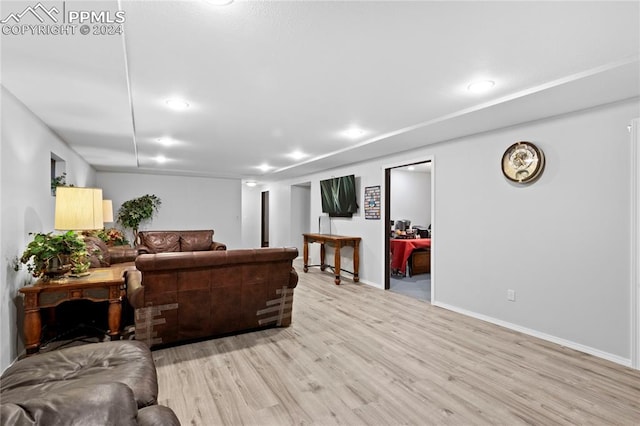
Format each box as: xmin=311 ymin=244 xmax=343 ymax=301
xmin=180 ymin=230 xmax=213 ymax=251
xmin=84 ymin=236 xmax=111 ymax=267
xmin=140 ymin=232 xmax=180 ymax=254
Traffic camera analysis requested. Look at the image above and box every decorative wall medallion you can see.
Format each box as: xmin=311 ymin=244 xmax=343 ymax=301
xmin=501 ymin=141 xmax=545 ymax=184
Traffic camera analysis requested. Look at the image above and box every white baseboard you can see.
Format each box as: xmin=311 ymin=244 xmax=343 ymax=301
xmin=432 ymin=300 xmax=633 ymax=368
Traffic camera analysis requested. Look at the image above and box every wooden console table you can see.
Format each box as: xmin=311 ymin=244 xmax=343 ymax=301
xmin=19 ymin=263 xmax=135 ymax=355
xmin=303 ymin=233 xmax=361 ymax=285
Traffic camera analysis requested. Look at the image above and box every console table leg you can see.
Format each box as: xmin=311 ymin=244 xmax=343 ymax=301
xmin=303 ymin=237 xmax=309 ymax=273
xmin=320 ymin=243 xmax=326 ymax=271
xmin=24 ymin=308 xmax=41 ymax=355
xmin=107 ymin=300 xmax=122 ymax=340
xmin=353 ymin=241 xmax=360 ymax=282
xmin=334 ymin=242 xmax=342 ymax=285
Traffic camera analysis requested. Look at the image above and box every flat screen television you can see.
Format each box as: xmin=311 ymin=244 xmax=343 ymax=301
xmin=320 ymin=174 xmax=358 ymax=217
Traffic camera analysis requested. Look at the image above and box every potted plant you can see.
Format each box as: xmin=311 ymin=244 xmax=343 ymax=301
xmin=18 ymin=231 xmax=89 ymax=280
xmin=50 ymin=172 xmax=74 ymax=196
xmin=82 ymin=228 xmax=130 ymax=247
xmin=116 ymin=194 xmax=162 ymax=243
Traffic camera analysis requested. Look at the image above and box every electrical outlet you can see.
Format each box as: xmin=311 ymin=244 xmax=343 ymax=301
xmin=507 ymin=289 xmax=516 ymax=302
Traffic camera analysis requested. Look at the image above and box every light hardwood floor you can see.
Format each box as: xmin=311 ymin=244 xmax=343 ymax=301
xmin=153 ymin=260 xmax=640 ymax=425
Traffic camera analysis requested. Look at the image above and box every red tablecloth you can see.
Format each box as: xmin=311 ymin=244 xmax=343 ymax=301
xmin=390 ymin=238 xmax=431 ymax=274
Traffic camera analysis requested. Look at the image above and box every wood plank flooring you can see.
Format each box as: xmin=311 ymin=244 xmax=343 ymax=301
xmin=152 ymin=260 xmax=640 ymax=425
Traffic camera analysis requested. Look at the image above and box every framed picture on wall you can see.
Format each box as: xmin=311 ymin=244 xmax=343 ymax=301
xmin=364 ymin=185 xmax=381 ymax=220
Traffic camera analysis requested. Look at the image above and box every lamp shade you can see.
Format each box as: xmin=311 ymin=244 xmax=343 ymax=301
xmin=55 ymin=187 xmax=103 ymax=230
xmin=102 ymin=199 xmax=114 ymax=223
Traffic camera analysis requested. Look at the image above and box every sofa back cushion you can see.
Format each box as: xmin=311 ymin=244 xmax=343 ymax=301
xmin=138 ymin=231 xmax=180 ymax=254
xmin=180 ymin=230 xmax=213 ymax=251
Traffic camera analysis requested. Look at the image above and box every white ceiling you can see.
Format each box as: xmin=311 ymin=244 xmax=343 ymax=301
xmin=2 ymin=1 xmax=639 ymax=183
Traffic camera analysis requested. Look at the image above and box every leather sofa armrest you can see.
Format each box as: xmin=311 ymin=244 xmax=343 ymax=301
xmin=109 ymin=247 xmax=139 ymax=264
xmin=136 ymin=245 xmax=152 ymax=255
xmin=211 ymin=241 xmax=227 ymax=251
xmin=137 ymin=405 xmax=181 ymax=426
xmin=126 ymin=269 xmax=144 ymax=309
xmin=289 ymin=267 xmax=299 ymax=289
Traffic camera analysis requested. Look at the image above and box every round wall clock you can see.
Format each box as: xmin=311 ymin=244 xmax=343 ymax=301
xmin=501 ymin=141 xmax=545 ymax=183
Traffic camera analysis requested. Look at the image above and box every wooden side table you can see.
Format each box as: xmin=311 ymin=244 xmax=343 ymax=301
xmin=19 ymin=263 xmax=135 ymax=355
xmin=302 ymin=233 xmax=361 ymax=285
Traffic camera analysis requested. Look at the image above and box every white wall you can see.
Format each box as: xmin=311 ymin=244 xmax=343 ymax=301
xmin=390 ymin=169 xmax=431 ymax=228
xmin=241 ymin=184 xmax=262 ymax=249
xmin=96 ymin=172 xmax=242 ymax=249
xmin=290 ymin=184 xmax=311 ymax=256
xmin=1 ymin=87 xmax=96 ymax=370
xmin=258 ymin=99 xmax=638 ymax=365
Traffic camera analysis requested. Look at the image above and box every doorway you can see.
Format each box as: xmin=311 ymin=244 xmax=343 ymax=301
xmin=384 ymin=161 xmax=432 ymax=302
xmin=261 ymin=191 xmax=269 ymax=247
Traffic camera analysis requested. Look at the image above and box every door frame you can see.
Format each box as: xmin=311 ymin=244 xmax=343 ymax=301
xmin=383 ymin=155 xmax=435 ymax=302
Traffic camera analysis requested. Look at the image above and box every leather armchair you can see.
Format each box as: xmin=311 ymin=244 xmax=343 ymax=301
xmin=0 ymin=341 xmax=179 ymax=425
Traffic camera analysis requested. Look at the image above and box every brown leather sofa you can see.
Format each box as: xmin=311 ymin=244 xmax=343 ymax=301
xmin=127 ymin=247 xmax=298 ymax=348
xmin=84 ymin=235 xmax=139 ymax=267
xmin=136 ymin=230 xmax=226 ymax=254
xmin=0 ymin=341 xmax=180 ymax=425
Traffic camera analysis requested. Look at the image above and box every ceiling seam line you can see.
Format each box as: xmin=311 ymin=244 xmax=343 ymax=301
xmin=118 ymin=0 xmax=139 ymax=168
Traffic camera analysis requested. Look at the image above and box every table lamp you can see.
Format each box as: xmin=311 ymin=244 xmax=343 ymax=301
xmin=55 ymin=187 xmax=104 ymax=230
xmin=102 ymin=199 xmax=114 ymax=224
xmin=54 ymin=187 xmax=103 ymax=277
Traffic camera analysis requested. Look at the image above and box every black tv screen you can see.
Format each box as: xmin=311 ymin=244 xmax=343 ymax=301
xmin=320 ymin=175 xmax=358 ymax=217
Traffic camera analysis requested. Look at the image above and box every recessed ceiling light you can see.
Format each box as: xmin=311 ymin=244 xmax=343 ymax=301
xmin=257 ymin=164 xmax=273 ymax=172
xmin=342 ymin=127 xmax=366 ymax=139
xmin=407 ymin=166 xmax=415 ymax=171
xmin=245 ymin=181 xmax=257 ymax=187
xmin=156 ymin=137 xmax=177 ymax=147
xmin=467 ymin=80 xmax=495 ymax=93
xmin=153 ymin=155 xmax=168 ymax=164
xmin=165 ymin=98 xmax=190 ymax=111
xmin=287 ymin=150 xmax=308 ymax=160
xmin=206 ymin=0 xmax=234 ymax=5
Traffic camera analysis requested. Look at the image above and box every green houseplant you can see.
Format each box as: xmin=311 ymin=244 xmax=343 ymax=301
xmin=116 ymin=194 xmax=162 ymax=243
xmin=18 ymin=231 xmax=89 ymax=280
xmin=50 ymin=172 xmax=74 ymax=196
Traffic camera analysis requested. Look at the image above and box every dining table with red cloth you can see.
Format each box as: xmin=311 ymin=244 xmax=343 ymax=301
xmin=390 ymin=238 xmax=431 ymax=275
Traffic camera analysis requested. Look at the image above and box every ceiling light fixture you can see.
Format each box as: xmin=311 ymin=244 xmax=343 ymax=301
xmin=467 ymin=80 xmax=495 ymax=93
xmin=257 ymin=164 xmax=273 ymax=172
xmin=154 ymin=155 xmax=168 ymax=164
xmin=165 ymin=98 xmax=190 ymax=111
xmin=156 ymin=137 xmax=177 ymax=147
xmin=206 ymin=0 xmax=234 ymax=5
xmin=342 ymin=127 xmax=366 ymax=139
xmin=288 ymin=150 xmax=308 ymax=160
xmin=245 ymin=181 xmax=257 ymax=187
xmin=407 ymin=166 xmax=415 ymax=171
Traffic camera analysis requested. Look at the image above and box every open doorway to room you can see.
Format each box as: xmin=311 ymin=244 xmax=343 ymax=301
xmin=384 ymin=161 xmax=432 ymax=302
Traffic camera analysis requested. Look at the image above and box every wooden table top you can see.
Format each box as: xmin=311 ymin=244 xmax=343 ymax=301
xmin=303 ymin=233 xmax=361 ymax=242
xmin=19 ymin=262 xmax=136 ymax=294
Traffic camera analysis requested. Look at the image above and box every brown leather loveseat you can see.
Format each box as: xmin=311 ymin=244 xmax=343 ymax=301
xmin=136 ymin=230 xmax=226 ymax=254
xmin=127 ymin=247 xmax=298 ymax=348
xmin=0 ymin=341 xmax=179 ymax=425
